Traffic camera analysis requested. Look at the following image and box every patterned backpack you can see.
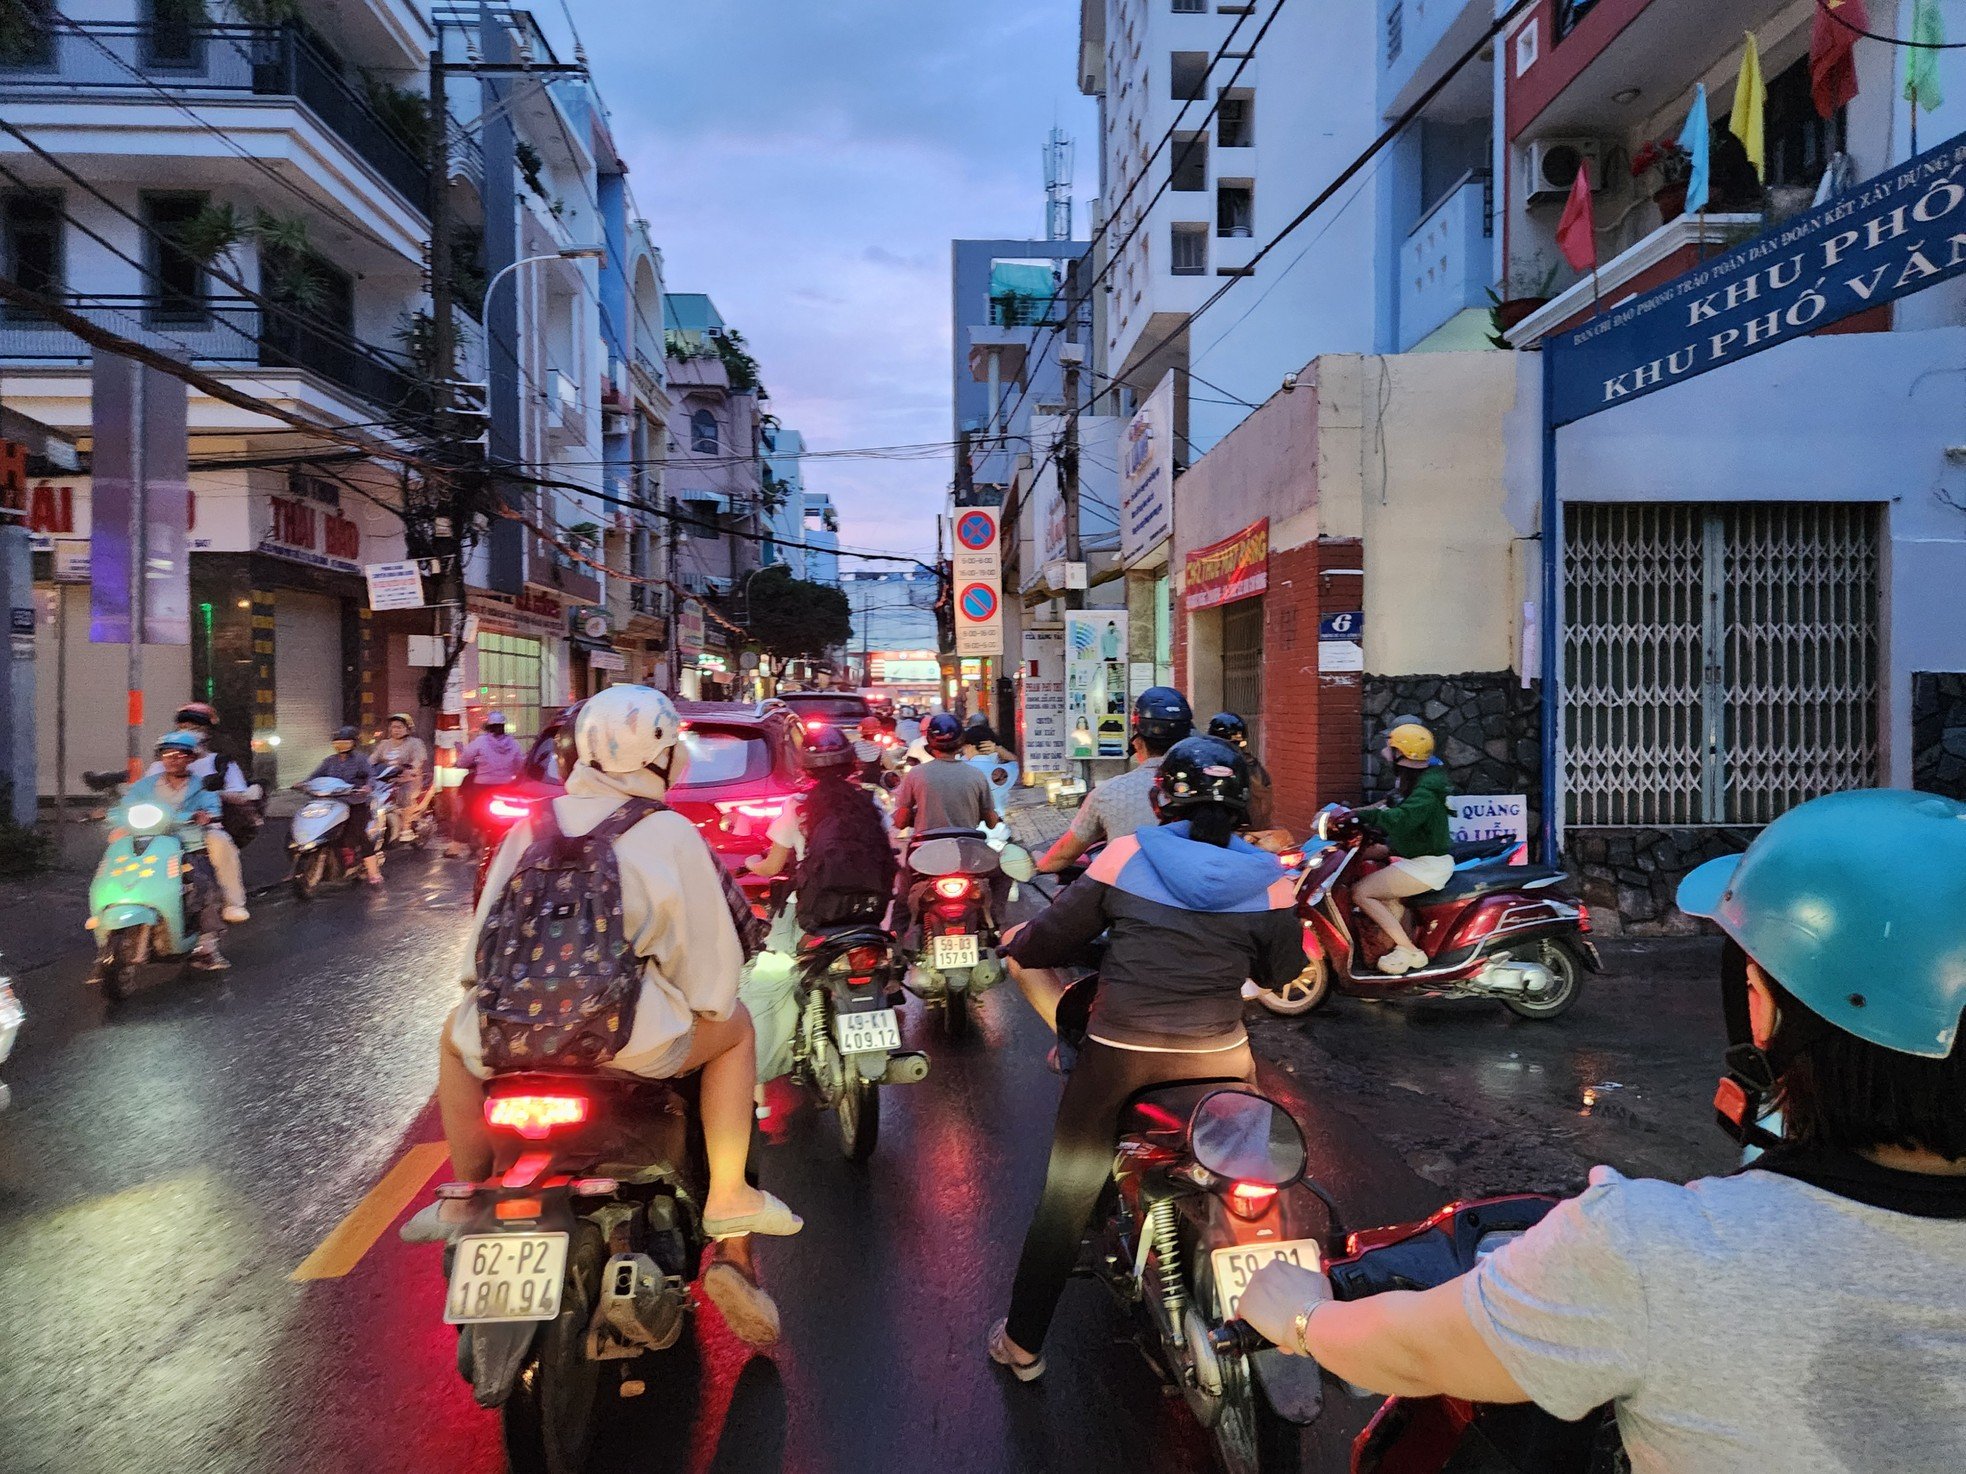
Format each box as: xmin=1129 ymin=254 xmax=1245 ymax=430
xmin=473 ymin=797 xmax=660 ymax=1071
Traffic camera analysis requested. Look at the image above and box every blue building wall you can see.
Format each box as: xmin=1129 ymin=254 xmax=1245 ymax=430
xmin=950 ymin=238 xmax=1088 ymax=453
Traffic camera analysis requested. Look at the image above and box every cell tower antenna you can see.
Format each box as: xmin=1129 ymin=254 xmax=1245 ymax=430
xmin=1044 ymin=127 xmax=1075 ymax=241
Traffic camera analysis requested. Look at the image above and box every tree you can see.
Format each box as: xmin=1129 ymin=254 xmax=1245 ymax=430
xmin=744 ymin=565 xmax=850 ymax=672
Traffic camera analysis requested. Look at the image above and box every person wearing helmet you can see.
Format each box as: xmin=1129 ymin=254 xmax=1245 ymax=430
xmin=419 ymin=684 xmax=800 ymax=1347
xmin=1206 ymin=711 xmax=1275 ymax=833
xmin=447 ymin=710 xmax=526 ymax=858
xmin=987 ymin=735 xmax=1308 ymax=1380
xmin=304 ymin=725 xmax=383 ymax=885
xmin=748 ymin=725 xmax=897 ymax=952
xmin=110 ymin=731 xmax=230 ymax=969
xmin=371 ymin=711 xmax=431 ymax=823
xmin=892 ymin=712 xmax=1001 ymax=834
xmin=145 ymin=701 xmax=255 ymax=923
xmin=1238 ymin=788 xmax=1966 ymax=1474
xmin=1036 ymin=686 xmax=1194 ymax=876
xmin=1350 ymin=721 xmax=1454 ymax=974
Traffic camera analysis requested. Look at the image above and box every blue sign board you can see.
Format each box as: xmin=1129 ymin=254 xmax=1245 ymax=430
xmin=960 ymin=583 xmax=997 ymax=620
xmin=1547 ymin=131 xmax=1966 ymax=427
xmin=1318 ymin=611 xmax=1363 ymax=640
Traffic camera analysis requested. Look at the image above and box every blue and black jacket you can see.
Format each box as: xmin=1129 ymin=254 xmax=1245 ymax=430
xmin=1008 ymin=821 xmax=1307 ymax=1051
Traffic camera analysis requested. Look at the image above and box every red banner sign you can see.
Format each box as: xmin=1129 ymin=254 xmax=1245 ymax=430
xmin=1183 ymin=518 xmax=1269 ymax=611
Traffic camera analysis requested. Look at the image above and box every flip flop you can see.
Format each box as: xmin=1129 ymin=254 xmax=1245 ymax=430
xmin=987 ymin=1318 xmax=1044 ymax=1382
xmin=702 ymin=1259 xmax=782 ymax=1349
xmin=702 ymin=1190 xmax=803 ymax=1241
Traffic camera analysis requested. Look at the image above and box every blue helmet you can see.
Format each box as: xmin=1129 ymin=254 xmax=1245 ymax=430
xmin=154 ymin=730 xmax=202 ymax=756
xmin=1677 ymin=789 xmax=1966 ymax=1059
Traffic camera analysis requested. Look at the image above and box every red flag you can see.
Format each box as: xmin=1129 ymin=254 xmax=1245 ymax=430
xmin=1811 ymin=0 xmax=1868 ymax=119
xmin=1555 ymin=162 xmax=1596 ymax=273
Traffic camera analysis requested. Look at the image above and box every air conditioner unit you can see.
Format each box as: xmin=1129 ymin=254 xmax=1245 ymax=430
xmin=1523 ymin=137 xmax=1604 ymax=203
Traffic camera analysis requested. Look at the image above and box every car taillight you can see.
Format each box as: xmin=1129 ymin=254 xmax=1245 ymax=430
xmin=933 ymin=877 xmax=973 ymax=901
xmin=805 ymin=719 xmax=826 ymax=732
xmin=1226 ymin=1180 xmax=1279 ymax=1219
xmin=485 ymin=1093 xmax=589 ymax=1138
xmin=488 ymin=796 xmax=531 ymax=821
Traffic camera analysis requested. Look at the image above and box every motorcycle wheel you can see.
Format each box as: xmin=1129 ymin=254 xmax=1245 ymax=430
xmin=942 ymin=979 xmax=970 ymax=1039
xmin=1209 ymin=1376 xmax=1302 ymax=1474
xmin=97 ymin=929 xmax=142 ymax=1003
xmin=837 ymin=1072 xmax=880 ymax=1162
xmin=1502 ymin=938 xmax=1583 ymax=1020
xmin=502 ymin=1223 xmax=605 ymax=1474
xmin=1250 ymin=956 xmax=1331 ymax=1016
xmin=290 ymin=850 xmax=326 ymax=901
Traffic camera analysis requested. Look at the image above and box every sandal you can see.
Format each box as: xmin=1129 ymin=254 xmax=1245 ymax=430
xmin=987 ymin=1319 xmax=1044 ymax=1382
xmin=702 ymin=1257 xmax=782 ymax=1350
xmin=701 ymin=1190 xmax=803 ymax=1241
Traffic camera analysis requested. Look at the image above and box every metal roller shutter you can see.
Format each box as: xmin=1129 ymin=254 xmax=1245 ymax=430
xmin=273 ymin=590 xmax=344 ymax=786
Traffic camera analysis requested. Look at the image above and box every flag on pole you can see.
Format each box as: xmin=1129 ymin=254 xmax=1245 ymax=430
xmin=1730 ymin=32 xmax=1766 ymax=180
xmin=1679 ymin=84 xmax=1711 ymax=216
xmin=1555 ymin=160 xmax=1597 ymax=273
xmin=1810 ymin=0 xmax=1868 ymax=119
xmin=1905 ymin=0 xmax=1945 ymax=112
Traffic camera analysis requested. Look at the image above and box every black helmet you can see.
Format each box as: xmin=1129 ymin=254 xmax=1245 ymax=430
xmin=1206 ymin=711 xmax=1248 ymax=745
xmin=1152 ymin=736 xmax=1250 ymax=820
xmin=332 ymin=725 xmax=359 ymax=744
xmin=800 ymin=724 xmax=857 ymax=774
xmin=1133 ymin=686 xmax=1194 ymax=747
xmin=924 ymin=712 xmax=964 ymax=755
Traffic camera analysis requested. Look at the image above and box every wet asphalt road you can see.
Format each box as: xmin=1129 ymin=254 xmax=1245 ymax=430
xmin=0 ymin=848 xmax=1724 ymax=1474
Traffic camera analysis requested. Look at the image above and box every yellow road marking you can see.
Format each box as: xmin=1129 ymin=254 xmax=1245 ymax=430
xmin=291 ymin=1141 xmax=451 ymax=1282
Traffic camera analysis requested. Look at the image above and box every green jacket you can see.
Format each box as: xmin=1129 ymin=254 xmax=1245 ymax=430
xmin=1376 ymin=767 xmax=1452 ymax=859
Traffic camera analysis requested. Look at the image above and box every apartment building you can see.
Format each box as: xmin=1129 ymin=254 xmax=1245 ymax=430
xmin=762 ymin=423 xmax=808 ymax=580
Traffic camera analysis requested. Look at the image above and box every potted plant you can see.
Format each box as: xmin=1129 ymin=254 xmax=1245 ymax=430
xmin=1632 ymin=137 xmax=1694 ymax=222
xmin=1486 ymin=258 xmax=1560 ymax=346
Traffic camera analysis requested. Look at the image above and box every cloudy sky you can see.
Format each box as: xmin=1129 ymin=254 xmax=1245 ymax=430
xmin=550 ymin=0 xmax=1097 ymax=568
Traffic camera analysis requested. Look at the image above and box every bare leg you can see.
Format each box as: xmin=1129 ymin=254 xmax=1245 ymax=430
xmin=438 ymin=1031 xmax=494 ymax=1181
xmin=1353 ymin=867 xmax=1431 ymax=954
xmin=1008 ymin=957 xmax=1070 ymax=1033
xmin=673 ymin=1006 xmax=775 ymax=1224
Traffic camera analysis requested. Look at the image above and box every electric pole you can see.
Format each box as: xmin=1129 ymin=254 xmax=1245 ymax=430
xmin=1060 ymin=255 xmax=1084 ymax=614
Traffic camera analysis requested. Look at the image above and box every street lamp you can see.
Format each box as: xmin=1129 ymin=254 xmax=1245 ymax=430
xmin=483 ymin=244 xmax=605 ymax=318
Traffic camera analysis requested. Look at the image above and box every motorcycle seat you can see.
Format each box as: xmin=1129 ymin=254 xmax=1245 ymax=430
xmin=1413 ymin=862 xmax=1567 ymax=907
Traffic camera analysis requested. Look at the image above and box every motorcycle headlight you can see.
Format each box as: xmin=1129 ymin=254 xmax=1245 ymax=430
xmin=125 ymin=803 xmax=166 ymax=831
xmin=299 ymin=801 xmax=334 ymax=820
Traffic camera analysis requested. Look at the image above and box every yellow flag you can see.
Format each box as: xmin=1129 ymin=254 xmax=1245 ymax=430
xmin=1730 ymin=31 xmax=1766 ymax=179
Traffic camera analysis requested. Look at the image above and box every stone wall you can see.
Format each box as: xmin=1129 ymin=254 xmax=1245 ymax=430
xmin=1913 ymin=672 xmax=1966 ymax=800
xmin=1563 ymin=828 xmax=1751 ymax=936
xmin=1360 ymin=672 xmax=1540 ymax=830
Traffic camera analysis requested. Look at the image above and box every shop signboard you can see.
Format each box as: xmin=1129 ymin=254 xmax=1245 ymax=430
xmin=1064 ymin=609 xmax=1127 ymax=759
xmin=1020 ymin=627 xmax=1068 ymax=776
xmin=588 ymin=649 xmax=626 ymax=672
xmin=1121 ymin=371 xmax=1175 ymax=567
xmin=1183 ymin=518 xmax=1269 ymax=611
xmin=259 ymin=492 xmax=363 ymax=573
xmin=1317 ymin=610 xmax=1363 ymax=672
xmin=364 ymin=560 xmax=426 ymax=611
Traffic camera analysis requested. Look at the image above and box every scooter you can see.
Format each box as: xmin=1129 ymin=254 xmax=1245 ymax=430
xmin=898 ymin=828 xmax=1033 ymax=1038
xmin=1210 ymin=1192 xmax=1624 ymax=1474
xmin=787 ymin=920 xmax=930 ymax=1161
xmin=1254 ymin=804 xmax=1601 ymax=1019
xmin=287 ymin=775 xmax=377 ymax=899
xmin=83 ymin=770 xmax=228 ymax=1001
xmin=372 ymin=764 xmax=438 ymax=853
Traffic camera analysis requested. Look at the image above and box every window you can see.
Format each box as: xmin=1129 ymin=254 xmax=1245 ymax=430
xmin=1171 ymin=224 xmax=1207 ymax=275
xmin=1385 ymin=1 xmax=1403 ymax=64
xmin=1217 ymin=183 xmax=1253 ymax=237
xmin=672 ymin=728 xmax=768 ymax=788
xmin=0 ymin=0 xmax=54 ymax=66
xmin=141 ymin=0 xmax=201 ymax=68
xmin=1763 ymin=54 xmax=1846 ymax=191
xmin=1172 ymin=0 xmax=1205 ymax=10
xmin=1218 ymin=94 xmax=1253 ymax=148
xmin=140 ymin=192 xmax=210 ymax=322
xmin=1170 ymin=132 xmax=1208 ymax=191
xmin=477 ymin=632 xmax=545 ymax=744
xmin=685 ymin=497 xmax=721 ymax=536
xmin=689 ymin=407 xmax=719 ymax=454
xmin=1169 ymin=50 xmax=1208 ymax=100
xmin=1 ymin=191 xmax=64 ymax=308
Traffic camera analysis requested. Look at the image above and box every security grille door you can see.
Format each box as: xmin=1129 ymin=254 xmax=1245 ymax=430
xmin=1221 ymin=598 xmax=1265 ymax=753
xmin=1563 ymin=503 xmax=1877 ymax=828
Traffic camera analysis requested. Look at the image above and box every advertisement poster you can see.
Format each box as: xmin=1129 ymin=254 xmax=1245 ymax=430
xmin=1447 ymin=794 xmax=1529 ymax=863
xmin=1121 ymin=371 xmax=1175 ymax=567
xmin=1064 ymin=609 xmax=1128 ymax=760
xmin=1020 ymin=627 xmax=1067 ymax=775
xmin=1184 ymin=518 xmax=1269 ymax=611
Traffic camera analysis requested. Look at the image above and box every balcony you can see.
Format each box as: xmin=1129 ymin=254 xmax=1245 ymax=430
xmin=0 ymin=293 xmax=413 ymax=414
xmin=1380 ymin=0 xmax=1491 ymax=119
xmin=0 ymin=22 xmax=429 ymax=212
xmin=1504 ymin=211 xmax=1763 ymax=345
xmin=1398 ymin=170 xmax=1492 ymax=351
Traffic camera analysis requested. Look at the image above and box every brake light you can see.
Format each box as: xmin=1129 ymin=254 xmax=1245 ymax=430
xmin=485 ymin=1093 xmax=589 ymax=1138
xmin=1278 ymin=850 xmax=1304 ymax=868
xmin=933 ymin=877 xmax=973 ymax=901
xmin=488 ymin=796 xmax=531 ymax=821
xmin=1226 ymin=1180 xmax=1279 ymax=1219
xmin=1577 ymin=905 xmax=1593 ymax=933
xmin=846 ymin=944 xmax=885 ymax=976
xmin=805 ymin=718 xmax=826 ymax=732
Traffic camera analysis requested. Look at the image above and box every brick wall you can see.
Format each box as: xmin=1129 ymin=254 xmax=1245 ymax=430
xmin=1261 ymin=538 xmax=1364 ymax=838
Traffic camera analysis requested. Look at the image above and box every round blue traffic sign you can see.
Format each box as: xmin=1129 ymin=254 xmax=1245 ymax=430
xmin=959 ymin=583 xmax=998 ymax=621
xmin=956 ymin=511 xmax=995 ymax=551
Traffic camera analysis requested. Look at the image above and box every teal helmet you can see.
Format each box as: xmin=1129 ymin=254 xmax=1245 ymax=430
xmin=154 ymin=730 xmax=202 ymax=756
xmin=1677 ymin=789 xmax=1966 ymax=1059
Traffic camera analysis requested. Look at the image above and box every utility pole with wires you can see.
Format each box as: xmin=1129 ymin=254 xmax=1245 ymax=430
xmin=1058 ymin=256 xmax=1089 ymax=794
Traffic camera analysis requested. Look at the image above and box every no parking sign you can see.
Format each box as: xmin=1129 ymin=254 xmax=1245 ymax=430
xmin=952 ymin=506 xmax=1003 ymax=657
xmin=956 ymin=579 xmax=1002 ymax=656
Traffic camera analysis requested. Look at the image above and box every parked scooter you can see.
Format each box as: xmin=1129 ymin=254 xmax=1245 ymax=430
xmin=82 ymin=769 xmax=229 ymax=1000
xmin=287 ymin=775 xmax=377 ymax=899
xmin=1252 ymin=804 xmax=1601 ymax=1019
xmin=1210 ymin=1193 xmax=1624 ymax=1474
xmin=787 ymin=920 xmax=929 ymax=1160
xmin=898 ymin=829 xmax=1034 ymax=1037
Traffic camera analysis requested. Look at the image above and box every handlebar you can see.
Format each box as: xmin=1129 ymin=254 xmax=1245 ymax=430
xmin=1208 ymin=1319 xmax=1274 ymax=1359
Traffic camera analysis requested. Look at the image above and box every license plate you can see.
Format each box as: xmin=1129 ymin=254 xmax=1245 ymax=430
xmin=1211 ymin=1238 xmax=1323 ymax=1319
xmin=836 ymin=1007 xmax=901 ymax=1055
xmin=444 ymin=1232 xmax=569 ymax=1325
xmin=929 ymin=933 xmax=979 ymax=969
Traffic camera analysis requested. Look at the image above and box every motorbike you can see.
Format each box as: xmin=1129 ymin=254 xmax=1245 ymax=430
xmin=432 ymin=1070 xmax=722 ymax=1474
xmin=787 ymin=919 xmax=929 ymax=1160
xmin=0 ymin=971 xmax=22 ymax=1109
xmin=287 ymin=775 xmax=378 ymax=899
xmin=1210 ymin=1193 xmax=1625 ymax=1474
xmin=472 ymin=787 xmax=537 ymax=906
xmin=82 ymin=769 xmax=228 ymax=1001
xmin=372 ymin=763 xmax=438 ymax=854
xmin=898 ymin=828 xmax=1034 ymax=1038
xmin=1252 ymin=805 xmax=1601 ymax=1020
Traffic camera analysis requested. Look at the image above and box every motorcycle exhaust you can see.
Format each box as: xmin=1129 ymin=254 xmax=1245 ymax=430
xmin=876 ymin=1051 xmax=930 ymax=1086
xmin=590 ymin=1252 xmax=686 ymax=1356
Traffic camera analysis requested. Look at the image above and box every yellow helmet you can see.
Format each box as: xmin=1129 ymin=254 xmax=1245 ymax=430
xmin=1386 ymin=723 xmax=1436 ymax=764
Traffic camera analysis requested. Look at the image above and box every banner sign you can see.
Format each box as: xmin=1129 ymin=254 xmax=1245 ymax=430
xmin=1121 ymin=371 xmax=1175 ymax=567
xmin=1020 ymin=627 xmax=1068 ymax=775
xmin=90 ymin=353 xmax=190 ymax=646
xmin=1184 ymin=518 xmax=1269 ymax=611
xmin=1548 ymin=130 xmax=1966 ymax=427
xmin=364 ymin=560 xmax=426 ymax=611
xmin=1447 ymin=794 xmax=1529 ymax=864
xmin=678 ymin=602 xmax=705 ymax=654
xmin=1064 ymin=609 xmax=1128 ymax=759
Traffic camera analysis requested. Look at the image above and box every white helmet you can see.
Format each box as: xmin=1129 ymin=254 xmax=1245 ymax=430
xmin=574 ymin=685 xmax=688 ymax=789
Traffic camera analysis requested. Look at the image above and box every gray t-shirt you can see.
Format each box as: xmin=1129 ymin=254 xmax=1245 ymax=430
xmin=894 ymin=757 xmax=994 ymax=832
xmin=1463 ymin=1165 xmax=1966 ymax=1474
xmin=1066 ymin=756 xmax=1163 ymax=849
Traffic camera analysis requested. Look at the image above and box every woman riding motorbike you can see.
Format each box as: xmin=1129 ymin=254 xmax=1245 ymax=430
xmin=986 ymin=735 xmax=1308 ymax=1380
xmin=303 ymin=726 xmax=383 ymax=886
xmin=1238 ymin=788 xmax=1966 ymax=1474
xmin=1351 ymin=721 xmax=1454 ymax=973
xmin=108 ymin=730 xmax=230 ymax=970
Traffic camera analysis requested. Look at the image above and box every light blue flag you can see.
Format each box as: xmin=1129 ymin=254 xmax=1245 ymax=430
xmin=1679 ymin=84 xmax=1710 ymax=215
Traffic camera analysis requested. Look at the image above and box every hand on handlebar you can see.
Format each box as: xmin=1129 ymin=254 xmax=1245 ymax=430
xmin=1235 ymin=1259 xmax=1334 ymax=1358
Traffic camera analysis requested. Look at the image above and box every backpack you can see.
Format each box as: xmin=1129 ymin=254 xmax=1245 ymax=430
xmin=794 ymin=788 xmax=898 ymax=934
xmin=473 ymin=797 xmax=660 ymax=1071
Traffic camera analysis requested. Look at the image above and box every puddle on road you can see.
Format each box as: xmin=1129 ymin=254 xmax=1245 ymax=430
xmin=1578 ymin=1081 xmax=1625 ymax=1117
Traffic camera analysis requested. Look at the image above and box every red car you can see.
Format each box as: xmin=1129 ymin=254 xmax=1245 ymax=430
xmin=476 ymin=699 xmax=808 ymax=905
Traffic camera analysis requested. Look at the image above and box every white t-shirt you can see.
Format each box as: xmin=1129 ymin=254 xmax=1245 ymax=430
xmin=1463 ymin=1164 xmax=1966 ymax=1474
xmin=766 ymin=801 xmax=806 ymax=861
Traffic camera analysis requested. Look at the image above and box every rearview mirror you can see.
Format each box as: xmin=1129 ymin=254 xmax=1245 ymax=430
xmin=1190 ymin=1089 xmax=1307 ymax=1187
